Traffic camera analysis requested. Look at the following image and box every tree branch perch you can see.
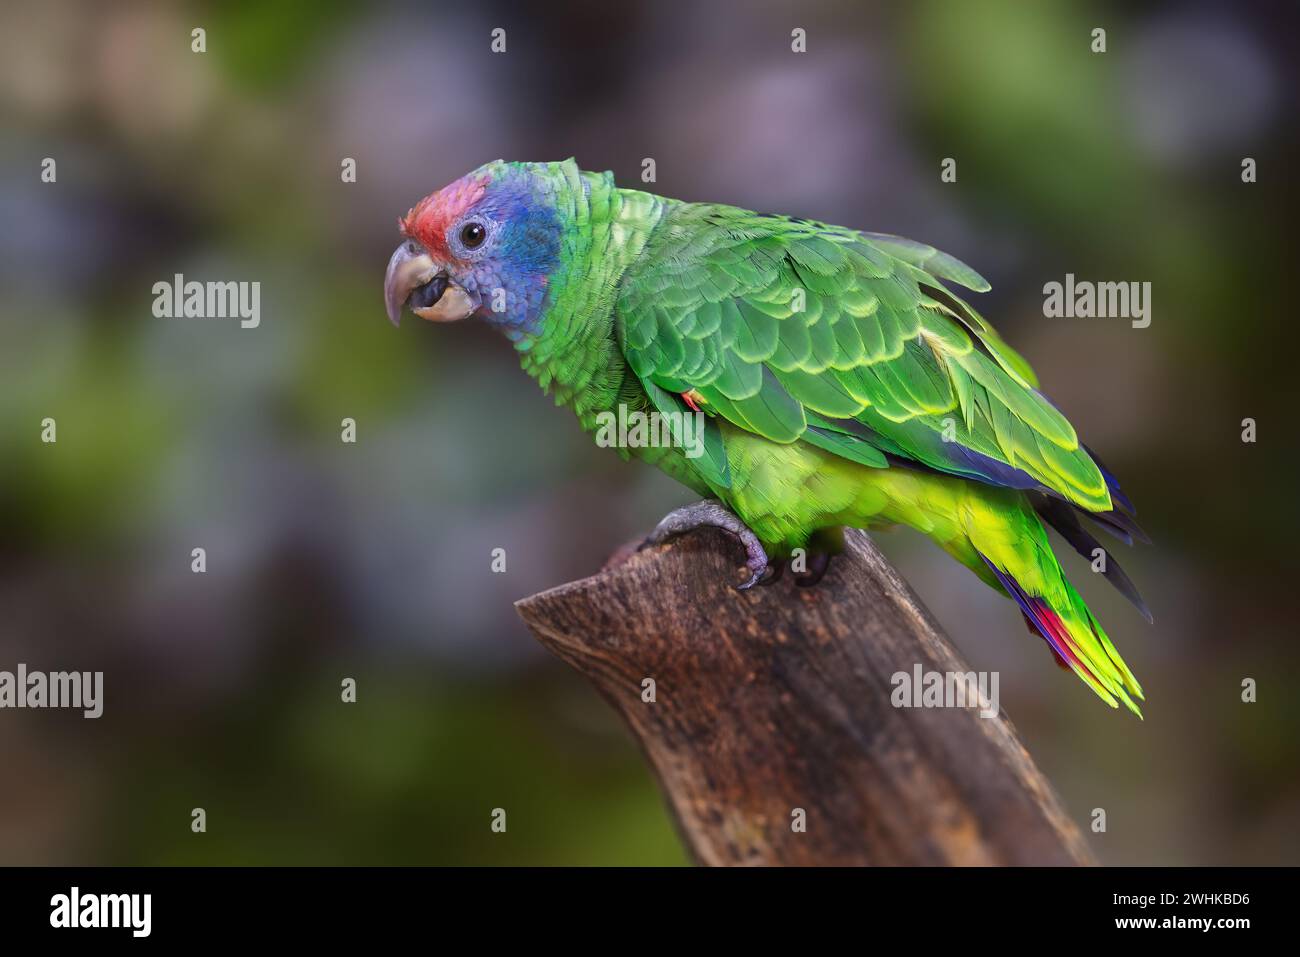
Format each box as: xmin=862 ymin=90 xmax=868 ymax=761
xmin=515 ymin=524 xmax=1093 ymax=866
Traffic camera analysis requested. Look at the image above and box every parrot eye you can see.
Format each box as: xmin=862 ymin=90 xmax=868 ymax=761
xmin=459 ymin=221 xmax=487 ymax=250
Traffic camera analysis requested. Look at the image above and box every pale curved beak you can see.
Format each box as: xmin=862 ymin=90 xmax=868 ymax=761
xmin=383 ymin=240 xmax=479 ymax=327
xmin=384 ymin=240 xmax=436 ymax=327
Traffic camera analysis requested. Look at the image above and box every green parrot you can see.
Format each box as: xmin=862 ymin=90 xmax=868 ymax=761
xmin=384 ymin=159 xmax=1151 ymax=715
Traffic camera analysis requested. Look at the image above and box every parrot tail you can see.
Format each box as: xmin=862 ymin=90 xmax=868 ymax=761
xmin=965 ymin=501 xmax=1145 ymax=717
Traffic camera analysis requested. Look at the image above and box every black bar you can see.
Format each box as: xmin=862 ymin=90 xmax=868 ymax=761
xmin=0 ymin=866 xmax=1278 ymax=942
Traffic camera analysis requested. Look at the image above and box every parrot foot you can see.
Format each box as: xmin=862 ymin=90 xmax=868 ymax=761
xmin=790 ymin=528 xmax=844 ymax=587
xmin=641 ymin=500 xmax=770 ymax=590
xmin=794 ymin=552 xmax=832 ymax=587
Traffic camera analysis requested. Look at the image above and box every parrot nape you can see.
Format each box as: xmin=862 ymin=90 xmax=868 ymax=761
xmin=383 ymin=159 xmax=1151 ymax=716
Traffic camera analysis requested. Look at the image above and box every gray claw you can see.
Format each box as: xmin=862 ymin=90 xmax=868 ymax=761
xmin=641 ymin=500 xmax=769 ymax=591
xmin=755 ymin=560 xmax=786 ymax=587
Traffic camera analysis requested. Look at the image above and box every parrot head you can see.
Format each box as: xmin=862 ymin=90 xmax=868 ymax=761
xmin=384 ymin=160 xmax=564 ymax=336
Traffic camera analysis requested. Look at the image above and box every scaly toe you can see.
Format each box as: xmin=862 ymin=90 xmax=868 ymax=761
xmin=639 ymin=500 xmax=771 ymax=591
xmin=735 ymin=554 xmax=770 ymax=591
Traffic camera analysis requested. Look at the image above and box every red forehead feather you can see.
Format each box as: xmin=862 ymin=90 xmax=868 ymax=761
xmin=400 ymin=173 xmax=490 ymax=260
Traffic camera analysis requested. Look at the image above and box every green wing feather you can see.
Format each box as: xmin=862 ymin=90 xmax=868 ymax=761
xmin=614 ymin=203 xmax=1111 ymax=511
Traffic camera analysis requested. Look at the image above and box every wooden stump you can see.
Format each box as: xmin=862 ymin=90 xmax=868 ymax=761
xmin=515 ymin=524 xmax=1093 ymax=866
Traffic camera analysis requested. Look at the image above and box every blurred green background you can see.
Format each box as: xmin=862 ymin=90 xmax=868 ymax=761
xmin=1 ymin=0 xmax=1296 ymax=865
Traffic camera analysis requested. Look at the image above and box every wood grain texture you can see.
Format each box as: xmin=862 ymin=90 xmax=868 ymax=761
xmin=515 ymin=524 xmax=1093 ymax=866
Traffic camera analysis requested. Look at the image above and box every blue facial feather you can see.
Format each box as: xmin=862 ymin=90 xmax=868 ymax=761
xmin=458 ymin=167 xmax=561 ymax=336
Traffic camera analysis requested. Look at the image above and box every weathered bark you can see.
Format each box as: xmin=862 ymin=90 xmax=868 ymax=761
xmin=515 ymin=525 xmax=1093 ymax=866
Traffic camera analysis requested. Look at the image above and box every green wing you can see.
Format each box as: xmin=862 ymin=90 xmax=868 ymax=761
xmin=614 ymin=203 xmax=1111 ymax=511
